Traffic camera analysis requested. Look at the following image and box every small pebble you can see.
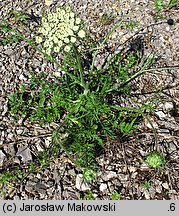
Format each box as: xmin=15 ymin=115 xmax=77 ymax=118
xmin=162 ymin=182 xmax=169 ymax=190
xmin=99 ymin=183 xmax=108 ymax=192
xmin=155 ymin=111 xmax=166 ymax=119
xmin=163 ymin=102 xmax=173 ymax=112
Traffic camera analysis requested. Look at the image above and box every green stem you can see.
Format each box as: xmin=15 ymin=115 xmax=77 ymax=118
xmin=106 ymin=56 xmax=179 ymax=93
xmin=110 ymin=105 xmax=147 ymax=112
xmin=73 ymin=45 xmax=89 ymax=95
xmin=90 ymin=19 xmax=123 ymax=74
xmin=118 ymin=65 xmax=179 ymax=89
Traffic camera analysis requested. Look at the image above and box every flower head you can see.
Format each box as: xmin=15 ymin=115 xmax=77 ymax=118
xmin=36 ymin=5 xmax=86 ymax=54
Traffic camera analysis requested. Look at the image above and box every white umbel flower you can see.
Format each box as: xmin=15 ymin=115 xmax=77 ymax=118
xmin=54 ymin=46 xmax=60 ymax=53
xmin=70 ymin=36 xmax=76 ymax=43
xmin=35 ymin=36 xmax=43 ymax=43
xmin=63 ymin=37 xmax=70 ymax=43
xmin=75 ymin=18 xmax=81 ymax=25
xmin=64 ymin=46 xmax=71 ymax=52
xmin=73 ymin=26 xmax=79 ymax=31
xmin=78 ymin=29 xmax=85 ymax=38
xmin=65 ymin=5 xmax=71 ymax=13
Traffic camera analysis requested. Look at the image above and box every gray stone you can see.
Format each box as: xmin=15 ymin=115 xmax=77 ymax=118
xmin=16 ymin=127 xmax=24 ymax=135
xmin=99 ymin=183 xmax=108 ymax=192
xmin=128 ymin=166 xmax=137 ymax=173
xmin=156 ymin=185 xmax=162 ymax=193
xmin=146 ymin=121 xmax=158 ymax=129
xmin=107 ymin=181 xmax=114 ymax=191
xmin=148 ymin=187 xmax=156 ymax=199
xmin=158 ymin=129 xmax=170 ymax=134
xmin=19 ymin=74 xmax=27 ymax=81
xmin=144 ymin=189 xmax=150 ymax=199
xmin=68 ymin=169 xmax=76 ymax=175
xmin=162 ymin=182 xmax=169 ymax=190
xmin=163 ymin=102 xmax=174 ymax=112
xmin=155 ymin=111 xmax=166 ymax=119
xmin=7 ymin=132 xmax=14 ymax=140
xmin=44 ymin=137 xmax=51 ymax=148
xmin=75 ymin=174 xmax=91 ymax=191
xmin=101 ymin=171 xmax=117 ymax=181
xmin=112 ymin=178 xmax=122 ymax=188
xmin=16 ymin=146 xmax=32 ymax=162
xmin=118 ymin=174 xmax=129 ymax=182
xmin=34 ymin=182 xmax=47 ymax=194
xmin=0 ymin=150 xmax=6 ymax=166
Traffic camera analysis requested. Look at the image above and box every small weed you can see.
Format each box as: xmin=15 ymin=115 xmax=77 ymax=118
xmin=145 ymin=152 xmax=166 ymax=169
xmin=111 ymin=191 xmax=121 ymax=200
xmin=80 ymin=191 xmax=95 ymax=200
xmin=125 ymin=20 xmax=138 ymax=29
xmin=99 ymin=12 xmax=115 ymax=25
xmin=154 ymin=0 xmax=164 ymax=10
xmin=0 ymin=34 xmax=22 ymax=46
xmin=0 ymin=10 xmax=29 ymax=46
xmin=168 ymin=0 xmax=179 ymax=8
xmin=153 ymin=0 xmax=179 ymax=21
xmin=82 ymin=168 xmax=97 ymax=182
xmin=0 ymin=169 xmax=25 ymax=188
xmin=38 ymin=151 xmax=51 ymax=168
xmin=144 ymin=181 xmax=152 ymax=189
xmin=9 ymin=10 xmax=29 ymax=25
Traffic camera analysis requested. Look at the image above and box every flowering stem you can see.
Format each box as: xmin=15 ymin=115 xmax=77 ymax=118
xmin=90 ymin=19 xmax=123 ymax=74
xmin=117 ymin=65 xmax=179 ymax=90
xmin=73 ymin=45 xmax=89 ymax=95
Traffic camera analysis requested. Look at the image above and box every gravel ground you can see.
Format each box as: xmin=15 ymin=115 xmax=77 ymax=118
xmin=0 ymin=0 xmax=179 ymax=199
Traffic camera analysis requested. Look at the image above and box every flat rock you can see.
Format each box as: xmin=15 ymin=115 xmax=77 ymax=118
xmin=101 ymin=171 xmax=117 ymax=181
xmin=155 ymin=111 xmax=166 ymax=119
xmin=75 ymin=174 xmax=91 ymax=191
xmin=16 ymin=146 xmax=32 ymax=162
xmin=163 ymin=102 xmax=174 ymax=112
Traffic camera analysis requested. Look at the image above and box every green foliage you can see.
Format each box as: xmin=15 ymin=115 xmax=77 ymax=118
xmin=0 ymin=34 xmax=21 ymax=46
xmin=0 ymin=9 xmax=29 ymax=46
xmin=80 ymin=191 xmax=95 ymax=200
xmin=123 ymin=21 xmax=138 ymax=30
xmin=154 ymin=0 xmax=164 ymax=10
xmin=168 ymin=0 xmax=179 ymax=8
xmin=9 ymin=9 xmax=29 ymax=24
xmin=0 ymin=170 xmax=25 ymax=187
xmin=0 ymin=20 xmax=20 ymax=46
xmin=154 ymin=0 xmax=178 ymax=11
xmin=82 ymin=168 xmax=97 ymax=181
xmin=145 ymin=152 xmax=166 ymax=169
xmin=111 ymin=191 xmax=121 ymax=200
xmin=8 ymin=47 xmax=145 ymax=170
xmin=38 ymin=151 xmax=51 ymax=167
xmin=143 ymin=181 xmax=152 ymax=189
xmin=153 ymin=0 xmax=178 ymax=21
